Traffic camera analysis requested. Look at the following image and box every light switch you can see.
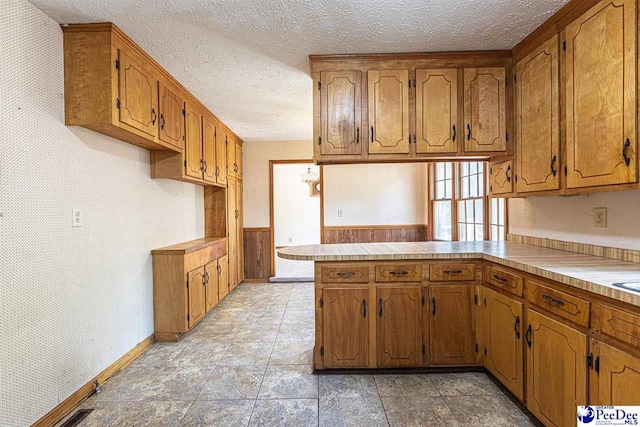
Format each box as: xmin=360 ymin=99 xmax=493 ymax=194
xmin=337 ymin=209 xmax=344 ymax=218
xmin=72 ymin=208 xmax=84 ymax=227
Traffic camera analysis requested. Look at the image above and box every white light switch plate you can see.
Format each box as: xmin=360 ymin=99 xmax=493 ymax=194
xmin=72 ymin=208 xmax=84 ymax=227
xmin=337 ymin=209 xmax=344 ymax=218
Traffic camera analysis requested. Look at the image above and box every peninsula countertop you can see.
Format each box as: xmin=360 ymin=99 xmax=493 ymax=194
xmin=278 ymin=241 xmax=640 ymax=307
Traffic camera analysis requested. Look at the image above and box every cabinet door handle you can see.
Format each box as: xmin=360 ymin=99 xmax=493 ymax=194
xmin=371 ymin=126 xmax=374 ymax=143
xmin=432 ymin=297 xmax=436 ymax=316
xmin=466 ymin=123 xmax=471 ymax=141
xmin=235 ymin=210 xmax=239 ymax=219
xmin=217 ymin=265 xmax=221 ymax=275
xmin=151 ymin=108 xmax=157 ymax=125
xmin=542 ymin=294 xmax=565 ymax=306
xmin=389 ymin=270 xmax=409 ymax=276
xmin=550 ymin=155 xmax=557 ymax=177
xmin=514 ymin=316 xmax=520 ymax=339
xmin=378 ymin=298 xmax=383 ymax=317
xmin=160 ymin=113 xmax=165 ymax=130
xmin=336 ymin=271 xmax=355 ymax=278
xmin=452 ymin=124 xmax=456 ymax=142
xmin=506 ymin=165 xmax=512 ymax=182
xmin=362 ymin=299 xmax=367 ymax=318
xmin=623 ymin=138 xmax=631 ymax=166
xmin=356 ymin=127 xmax=360 ymax=144
xmin=525 ymin=325 xmax=532 ymax=348
xmin=444 ymin=269 xmax=462 ymax=275
xmin=492 ymin=274 xmax=508 ymax=283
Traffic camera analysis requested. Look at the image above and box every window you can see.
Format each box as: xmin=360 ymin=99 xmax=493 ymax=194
xmin=431 ymin=161 xmax=492 ymax=242
xmin=490 ymin=198 xmax=506 ymax=241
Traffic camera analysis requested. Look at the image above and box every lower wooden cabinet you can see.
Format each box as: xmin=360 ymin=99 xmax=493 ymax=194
xmin=376 ymin=286 xmax=423 ymax=367
xmin=483 ymin=287 xmax=524 ymax=400
xmin=429 ymin=284 xmax=475 ymax=366
xmin=322 ymin=287 xmax=369 ymax=368
xmin=217 ymin=255 xmax=229 ymax=301
xmin=590 ymin=339 xmax=640 ymax=405
xmin=187 ymin=266 xmax=206 ymax=328
xmin=525 ymin=308 xmax=587 ymax=427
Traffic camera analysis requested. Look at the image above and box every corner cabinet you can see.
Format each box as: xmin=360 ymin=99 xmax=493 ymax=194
xmin=463 ymin=68 xmax=507 ymax=153
xmin=565 ymin=0 xmax=637 ymax=189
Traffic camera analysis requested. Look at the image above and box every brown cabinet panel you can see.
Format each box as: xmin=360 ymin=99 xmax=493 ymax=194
xmin=430 ymin=284 xmax=475 ymax=366
xmin=565 ymin=0 xmax=637 ymax=188
xmin=415 ymin=69 xmax=458 ymax=153
xmin=525 ymin=309 xmax=587 ymax=427
xmin=515 ymin=35 xmax=560 ymax=193
xmin=484 ymin=287 xmax=524 ymax=400
xmin=118 ymin=50 xmax=158 ymax=137
xmin=463 ymin=67 xmax=506 ymax=152
xmin=227 ymin=138 xmax=237 ymax=178
xmin=368 ymin=69 xmax=410 ymax=154
xmin=204 ymin=260 xmax=219 ymax=312
xmin=185 ymin=103 xmax=203 ymax=179
xmin=188 ymin=267 xmax=206 ymax=328
xmin=215 ymin=129 xmax=227 ymax=186
xmin=489 ymin=160 xmax=513 ymax=195
xmin=375 ymin=264 xmax=421 ymax=282
xmin=321 ymin=71 xmax=362 ymax=155
xmin=485 ymin=265 xmax=523 ymax=296
xmin=429 ymin=263 xmax=476 ymax=282
xmin=235 ymin=143 xmax=243 ymax=180
xmin=158 ymin=82 xmax=185 ymax=149
xmin=590 ymin=340 xmax=640 ymax=405
xmin=376 ymin=286 xmax=423 ymax=367
xmin=322 ymin=288 xmax=369 ymax=368
xmin=202 ymin=116 xmax=217 ymax=183
xmin=526 ymin=279 xmax=590 ymax=328
xmin=218 ymin=255 xmax=229 ymax=300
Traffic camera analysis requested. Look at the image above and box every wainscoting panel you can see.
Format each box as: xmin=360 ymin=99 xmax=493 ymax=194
xmin=323 ymin=225 xmax=429 ymax=244
xmin=243 ymin=228 xmax=271 ymax=280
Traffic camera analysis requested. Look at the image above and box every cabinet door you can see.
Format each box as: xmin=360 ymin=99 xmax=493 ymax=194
xmin=484 ymin=287 xmax=524 ymax=400
xmin=489 ymin=160 xmax=513 ymax=195
xmin=565 ymin=0 xmax=637 ymax=188
xmin=227 ymin=182 xmax=238 ymax=290
xmin=590 ymin=340 xmax=640 ymax=405
xmin=204 ymin=260 xmax=219 ymax=312
xmin=236 ymin=181 xmax=244 ymax=284
xmin=235 ymin=143 xmax=243 ymax=180
xmin=320 ymin=71 xmax=362 ymax=155
xmin=377 ymin=286 xmax=423 ymax=367
xmin=323 ymin=288 xmax=369 ymax=368
xmin=187 ymin=267 xmax=206 ymax=328
xmin=464 ymin=68 xmax=506 ymax=152
xmin=368 ymin=69 xmax=410 ymax=154
xmin=118 ymin=50 xmax=158 ymax=136
xmin=415 ymin=69 xmax=458 ymax=154
xmin=526 ymin=308 xmax=587 ymax=427
xmin=202 ymin=117 xmax=217 ymax=183
xmin=158 ymin=82 xmax=185 ymax=149
xmin=185 ymin=103 xmax=203 ymax=179
xmin=227 ymin=138 xmax=237 ymax=178
xmin=218 ymin=255 xmax=229 ymax=300
xmin=430 ymin=285 xmax=475 ymax=366
xmin=216 ymin=129 xmax=228 ymax=186
xmin=515 ymin=35 xmax=560 ymax=193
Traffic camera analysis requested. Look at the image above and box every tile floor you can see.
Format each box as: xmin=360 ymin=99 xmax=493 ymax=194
xmin=60 ymin=282 xmax=535 ymax=427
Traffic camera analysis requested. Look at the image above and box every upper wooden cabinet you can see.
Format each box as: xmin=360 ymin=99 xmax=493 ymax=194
xmin=565 ymin=0 xmax=637 ymax=189
xmin=63 ymin=23 xmax=242 ymax=186
xmin=415 ymin=69 xmax=458 ymax=154
xmin=489 ymin=159 xmax=513 ymax=196
xmin=215 ymin=129 xmax=228 ymax=186
xmin=464 ymin=68 xmax=507 ymax=153
xmin=368 ymin=69 xmax=410 ymax=154
xmin=515 ymin=35 xmax=560 ymax=193
xmin=235 ymin=142 xmax=243 ymax=180
xmin=320 ymin=71 xmax=362 ymax=155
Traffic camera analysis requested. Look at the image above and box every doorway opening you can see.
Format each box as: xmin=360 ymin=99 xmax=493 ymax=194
xmin=270 ymin=161 xmax=321 ymax=281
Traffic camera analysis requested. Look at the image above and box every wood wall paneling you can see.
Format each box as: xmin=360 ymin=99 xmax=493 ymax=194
xmin=323 ymin=225 xmax=429 ymax=244
xmin=243 ymin=228 xmax=272 ymax=280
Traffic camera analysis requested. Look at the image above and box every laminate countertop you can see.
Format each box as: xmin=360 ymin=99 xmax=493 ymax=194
xmin=278 ymin=241 xmax=640 ymax=307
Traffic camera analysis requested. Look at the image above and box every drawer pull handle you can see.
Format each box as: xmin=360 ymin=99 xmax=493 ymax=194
xmin=452 ymin=124 xmax=456 ymax=142
xmin=378 ymin=298 xmax=383 ymax=317
xmin=492 ymin=274 xmax=508 ymax=283
xmin=525 ymin=325 xmax=532 ymax=349
xmin=362 ymin=299 xmax=367 ymax=318
xmin=514 ymin=316 xmax=520 ymax=339
xmin=389 ymin=271 xmax=409 ymax=276
xmin=336 ymin=271 xmax=355 ymax=278
xmin=444 ymin=269 xmax=463 ymax=275
xmin=542 ymin=294 xmax=565 ymax=306
xmin=623 ymin=138 xmax=631 ymax=166
xmin=432 ymin=297 xmax=436 ymax=316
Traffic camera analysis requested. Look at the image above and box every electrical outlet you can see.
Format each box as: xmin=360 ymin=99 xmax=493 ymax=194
xmin=337 ymin=209 xmax=344 ymax=218
xmin=72 ymin=208 xmax=84 ymax=227
xmin=593 ymin=207 xmax=607 ymax=228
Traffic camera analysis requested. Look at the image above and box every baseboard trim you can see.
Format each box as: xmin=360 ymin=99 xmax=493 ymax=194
xmin=241 ymin=278 xmax=270 ymax=283
xmin=32 ymin=334 xmax=155 ymax=427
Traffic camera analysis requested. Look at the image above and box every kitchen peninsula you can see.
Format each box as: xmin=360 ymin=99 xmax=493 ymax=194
xmin=278 ymin=240 xmax=640 ymax=427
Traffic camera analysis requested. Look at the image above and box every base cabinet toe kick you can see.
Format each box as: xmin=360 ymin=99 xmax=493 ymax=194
xmin=313 ymin=259 xmax=640 ymax=427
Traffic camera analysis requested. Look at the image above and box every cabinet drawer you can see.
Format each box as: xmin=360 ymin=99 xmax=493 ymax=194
xmin=525 ymin=280 xmax=590 ymax=328
xmin=375 ymin=264 xmax=422 ymax=282
xmin=321 ymin=265 xmax=369 ymax=283
xmin=595 ymin=304 xmax=640 ymax=349
xmin=485 ymin=265 xmax=523 ymax=296
xmin=430 ymin=264 xmax=476 ymax=282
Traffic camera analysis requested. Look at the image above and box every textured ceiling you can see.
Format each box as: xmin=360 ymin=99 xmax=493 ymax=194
xmin=30 ymin=0 xmax=569 ymax=142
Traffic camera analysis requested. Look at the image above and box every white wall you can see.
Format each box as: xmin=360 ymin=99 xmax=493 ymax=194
xmin=509 ymin=191 xmax=640 ymax=251
xmin=323 ymin=163 xmax=428 ymax=226
xmin=1 ymin=2 xmax=204 ymax=425
xmin=273 ymin=163 xmax=321 ymax=246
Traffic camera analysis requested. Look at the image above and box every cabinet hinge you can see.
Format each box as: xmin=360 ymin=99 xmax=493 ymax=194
xmin=318 ymin=136 xmax=322 ymax=145
xmin=116 ymin=98 xmax=121 ymax=109
xmin=490 ymin=185 xmax=493 ymax=193
xmin=319 ymin=298 xmax=323 ymax=308
xmin=563 ymin=40 xmax=567 ymax=52
xmin=318 ymin=81 xmax=321 ymax=90
xmin=515 ymin=175 xmax=518 ymax=183
xmin=187 ymin=314 xmax=190 ymax=321
xmin=422 ymin=344 xmax=426 ymax=354
xmin=408 ymin=79 xmax=416 ymax=88
xmin=595 ymin=356 xmax=600 ymax=373
xmin=483 ymin=297 xmax=487 ymax=306
xmin=115 ymin=59 xmax=120 ymax=69
xmin=587 ymin=353 xmax=594 ymax=369
xmin=475 ymin=343 xmax=479 ymax=353
xmin=514 ymin=75 xmax=517 ymax=84
xmin=184 ymin=160 xmax=187 ymax=167
xmin=474 ymin=294 xmax=479 ymax=305
xmin=186 ymin=280 xmax=189 ymax=288
xmin=182 ymin=108 xmax=186 ymax=116
xmin=484 ymin=348 xmax=487 ymax=356
xmin=505 ymin=76 xmax=508 ymax=86
xmin=320 ymin=346 xmax=324 ymax=356
xmin=564 ymin=165 xmax=568 ymax=176
xmin=422 ymin=295 xmax=425 ymax=306
xmin=506 ymin=132 xmax=509 ymax=142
